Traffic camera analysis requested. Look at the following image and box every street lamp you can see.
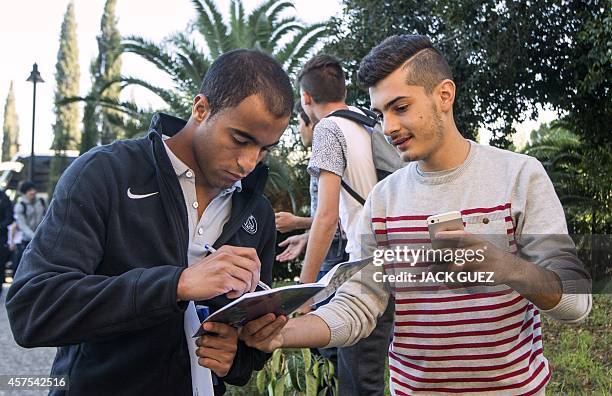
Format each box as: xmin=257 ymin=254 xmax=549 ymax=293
xmin=26 ymin=63 xmax=44 ymax=181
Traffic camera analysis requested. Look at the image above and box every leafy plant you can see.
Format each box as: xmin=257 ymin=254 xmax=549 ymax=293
xmin=227 ymin=348 xmax=337 ymax=396
xmin=258 ymin=348 xmax=336 ymax=396
xmin=523 ymin=122 xmax=612 ymax=284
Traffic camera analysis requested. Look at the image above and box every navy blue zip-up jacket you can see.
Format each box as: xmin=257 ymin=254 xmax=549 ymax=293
xmin=5 ymin=113 xmax=275 ymax=395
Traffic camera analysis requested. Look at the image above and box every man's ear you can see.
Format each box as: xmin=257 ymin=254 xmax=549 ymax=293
xmin=301 ymin=90 xmax=313 ymax=106
xmin=436 ymin=79 xmax=455 ymax=113
xmin=192 ymin=94 xmax=211 ymax=122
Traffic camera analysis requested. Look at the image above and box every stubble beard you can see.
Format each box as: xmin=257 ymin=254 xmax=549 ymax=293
xmin=403 ymin=105 xmax=445 ymax=163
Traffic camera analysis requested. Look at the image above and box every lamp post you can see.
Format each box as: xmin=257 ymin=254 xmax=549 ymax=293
xmin=26 ymin=63 xmax=44 ymax=181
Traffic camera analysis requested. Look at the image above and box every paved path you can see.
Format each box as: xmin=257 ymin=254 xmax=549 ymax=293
xmin=0 ymin=284 xmax=56 ymax=395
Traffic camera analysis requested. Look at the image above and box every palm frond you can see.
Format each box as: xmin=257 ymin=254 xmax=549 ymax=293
xmin=248 ymin=0 xmax=282 ymax=44
xmin=268 ymin=17 xmax=301 ymax=44
xmin=114 ymin=76 xmax=190 ymax=115
xmin=279 ymin=23 xmax=330 ymax=74
xmin=201 ymin=0 xmax=233 ymax=52
xmin=122 ymin=35 xmax=178 ymax=77
xmin=105 ymin=110 xmax=154 ymax=139
xmin=548 ymin=152 xmax=583 ymax=168
xmin=64 ymin=95 xmax=148 ymax=120
xmin=229 ymin=0 xmax=245 ymax=47
xmin=267 ymin=1 xmax=295 ymax=26
xmin=254 ymin=14 xmax=275 ymax=52
xmin=169 ymin=33 xmax=210 ymax=90
xmin=191 ymin=0 xmax=225 ymax=58
xmin=264 ymin=152 xmax=298 ymax=213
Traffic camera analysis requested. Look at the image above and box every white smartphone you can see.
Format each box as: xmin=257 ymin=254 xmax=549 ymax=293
xmin=427 ymin=211 xmax=464 ymax=249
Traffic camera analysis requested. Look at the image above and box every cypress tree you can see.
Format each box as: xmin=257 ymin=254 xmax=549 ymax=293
xmin=2 ymin=81 xmax=20 ymax=162
xmin=49 ymin=1 xmax=80 ymax=195
xmin=80 ymin=0 xmax=122 ymax=153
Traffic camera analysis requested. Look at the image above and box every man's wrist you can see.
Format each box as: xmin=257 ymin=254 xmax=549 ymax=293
xmin=493 ymin=251 xmax=522 ymax=286
xmin=176 ymin=268 xmax=191 ymax=301
xmin=298 ymin=216 xmax=313 ymax=230
xmin=299 ymin=273 xmax=317 ymax=284
xmin=281 ymin=315 xmax=331 ymax=349
xmin=498 ymin=254 xmax=563 ymax=309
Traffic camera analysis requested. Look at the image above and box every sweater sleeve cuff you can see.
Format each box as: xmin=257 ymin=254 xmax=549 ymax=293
xmin=540 ymin=269 xmax=592 ymax=323
xmin=309 ymin=307 xmax=351 ymax=348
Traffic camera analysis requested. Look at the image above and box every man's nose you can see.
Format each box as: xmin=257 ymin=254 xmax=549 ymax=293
xmin=382 ymin=114 xmax=399 ymax=137
xmin=237 ymin=147 xmax=261 ymax=175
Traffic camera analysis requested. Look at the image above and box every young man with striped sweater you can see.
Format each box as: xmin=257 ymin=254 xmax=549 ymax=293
xmin=240 ymin=35 xmax=592 ymax=395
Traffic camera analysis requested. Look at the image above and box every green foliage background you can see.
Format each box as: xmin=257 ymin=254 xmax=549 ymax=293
xmin=324 ymin=0 xmax=611 ymax=148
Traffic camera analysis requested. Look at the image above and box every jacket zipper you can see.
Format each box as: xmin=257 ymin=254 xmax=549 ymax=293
xmin=152 ymin=135 xmax=188 ymax=268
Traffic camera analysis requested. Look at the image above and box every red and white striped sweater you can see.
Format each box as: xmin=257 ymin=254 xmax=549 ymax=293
xmin=313 ymin=142 xmax=591 ymax=395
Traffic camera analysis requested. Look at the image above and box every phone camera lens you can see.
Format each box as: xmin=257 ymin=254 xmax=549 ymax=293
xmin=431 ymin=220 xmax=435 ymax=223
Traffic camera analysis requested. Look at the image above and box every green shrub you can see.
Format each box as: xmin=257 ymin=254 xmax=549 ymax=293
xmin=227 ymin=348 xmax=337 ymax=396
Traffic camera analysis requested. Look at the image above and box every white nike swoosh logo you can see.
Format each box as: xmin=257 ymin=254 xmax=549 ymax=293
xmin=127 ymin=188 xmax=159 ymax=200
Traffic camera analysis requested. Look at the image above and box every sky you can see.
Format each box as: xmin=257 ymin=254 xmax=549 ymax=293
xmin=0 ymin=0 xmax=553 ymax=156
xmin=0 ymin=0 xmax=342 ymax=156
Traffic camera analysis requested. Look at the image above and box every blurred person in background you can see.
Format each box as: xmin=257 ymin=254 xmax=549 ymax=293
xmin=275 ymin=102 xmax=348 ymax=270
xmin=13 ymin=181 xmax=46 ymax=273
xmin=0 ymin=188 xmax=13 ymax=289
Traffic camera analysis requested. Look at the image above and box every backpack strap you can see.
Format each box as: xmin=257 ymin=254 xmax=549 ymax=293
xmin=20 ymin=198 xmax=46 ymax=215
xmin=327 ymin=109 xmax=377 ymax=128
xmin=340 ymin=179 xmax=366 ymax=206
xmin=357 ymin=107 xmax=380 ymax=120
xmin=326 ymin=109 xmax=376 ymax=206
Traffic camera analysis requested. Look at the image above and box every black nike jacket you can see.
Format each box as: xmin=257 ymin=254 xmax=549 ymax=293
xmin=5 ymin=113 xmax=275 ymax=395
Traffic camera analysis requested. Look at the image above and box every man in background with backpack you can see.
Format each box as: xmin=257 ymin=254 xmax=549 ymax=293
xmin=275 ymin=102 xmax=349 ymax=371
xmin=275 ymin=102 xmax=349 ymax=272
xmin=297 ymin=54 xmax=396 ymax=395
xmin=13 ymin=181 xmax=46 ymax=272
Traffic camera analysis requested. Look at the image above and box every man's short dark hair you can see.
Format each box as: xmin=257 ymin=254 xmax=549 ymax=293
xmin=293 ymin=102 xmax=311 ymax=126
xmin=358 ymin=35 xmax=452 ymax=93
xmin=199 ymin=49 xmax=294 ymax=118
xmin=297 ymin=54 xmax=346 ymax=104
xmin=19 ymin=181 xmax=36 ymax=195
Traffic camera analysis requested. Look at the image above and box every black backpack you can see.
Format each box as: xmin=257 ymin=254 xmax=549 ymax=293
xmin=326 ymin=108 xmax=405 ymax=205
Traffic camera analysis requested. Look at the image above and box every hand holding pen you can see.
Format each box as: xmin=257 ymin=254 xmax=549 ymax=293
xmin=176 ymin=245 xmax=263 ymax=301
xmin=205 ymin=244 xmax=271 ymax=291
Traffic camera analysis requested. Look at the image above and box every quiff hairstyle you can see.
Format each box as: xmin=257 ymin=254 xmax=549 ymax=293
xmin=358 ymin=35 xmax=452 ymax=93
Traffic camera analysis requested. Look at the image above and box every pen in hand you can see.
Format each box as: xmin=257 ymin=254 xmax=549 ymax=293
xmin=203 ymin=244 xmax=271 ymax=291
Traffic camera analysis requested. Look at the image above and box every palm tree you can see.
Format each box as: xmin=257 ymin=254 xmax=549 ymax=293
xmin=119 ymin=0 xmax=327 ymax=212
xmin=121 ymin=0 xmax=329 ymax=116
xmin=64 ymin=0 xmax=324 ymax=213
xmin=523 ymin=123 xmax=612 ymax=282
xmin=523 ymin=123 xmax=611 ymax=224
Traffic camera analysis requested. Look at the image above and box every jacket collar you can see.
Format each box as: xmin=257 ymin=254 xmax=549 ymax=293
xmin=146 ymin=112 xmax=268 ymax=196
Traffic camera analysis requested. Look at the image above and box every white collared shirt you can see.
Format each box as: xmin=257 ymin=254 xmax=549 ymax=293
xmin=163 ymin=136 xmax=241 ymax=395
